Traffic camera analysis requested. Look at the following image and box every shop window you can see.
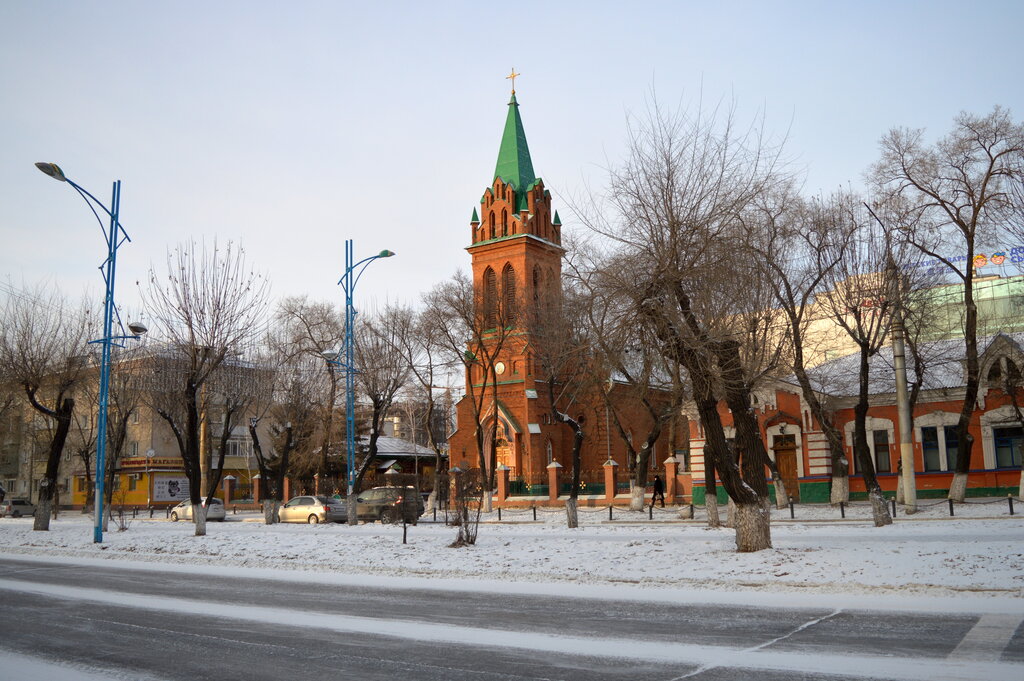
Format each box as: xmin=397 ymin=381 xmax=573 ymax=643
xmin=128 ymin=476 xmax=138 ymax=491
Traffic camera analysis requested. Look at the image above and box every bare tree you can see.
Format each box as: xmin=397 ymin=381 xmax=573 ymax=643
xmin=142 ymin=240 xmax=269 ymax=536
xmin=0 ymin=287 xmax=91 ymax=530
xmin=248 ymin=351 xmax=320 ymax=524
xmin=398 ymin=305 xmax=458 ymax=513
xmin=583 ymin=98 xmax=787 ymax=551
xmin=575 ymin=251 xmax=686 ymax=511
xmin=273 ymin=297 xmax=344 ymax=479
xmin=422 ymin=271 xmax=517 ymax=514
xmin=745 ymin=189 xmax=857 ymax=504
xmin=871 ymin=107 xmax=1024 ymax=501
xmin=350 ymin=307 xmax=414 ymax=495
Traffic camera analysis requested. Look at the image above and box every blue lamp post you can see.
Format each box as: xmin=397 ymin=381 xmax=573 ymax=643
xmin=35 ymin=162 xmax=146 ymax=543
xmin=324 ymin=239 xmax=394 ymax=525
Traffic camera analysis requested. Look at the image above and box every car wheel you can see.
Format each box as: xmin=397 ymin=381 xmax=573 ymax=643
xmin=307 ymin=514 xmax=319 ymax=524
xmin=170 ymin=512 xmax=179 ymax=522
xmin=380 ymin=508 xmax=397 ymax=524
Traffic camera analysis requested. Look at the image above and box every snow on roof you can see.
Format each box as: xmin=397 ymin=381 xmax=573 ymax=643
xmin=803 ymin=332 xmax=1024 ymax=398
xmin=357 ymin=435 xmax=440 ymax=457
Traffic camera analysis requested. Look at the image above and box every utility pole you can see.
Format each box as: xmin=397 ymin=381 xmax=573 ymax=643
xmin=868 ymin=202 xmax=918 ymax=515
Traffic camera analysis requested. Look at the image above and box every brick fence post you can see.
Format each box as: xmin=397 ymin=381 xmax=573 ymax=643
xmin=663 ymin=456 xmax=678 ymax=503
xmin=603 ymin=458 xmax=618 ymax=502
xmin=496 ymin=465 xmax=510 ymax=503
xmin=547 ymin=462 xmax=562 ymax=502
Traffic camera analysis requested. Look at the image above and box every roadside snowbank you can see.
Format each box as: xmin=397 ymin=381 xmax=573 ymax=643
xmin=1 ymin=502 xmax=1021 ymax=600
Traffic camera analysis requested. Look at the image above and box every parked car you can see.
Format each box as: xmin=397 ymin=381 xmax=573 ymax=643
xmin=169 ymin=498 xmax=226 ymax=522
xmin=355 ymin=486 xmax=424 ymax=524
xmin=278 ymin=495 xmax=346 ymax=524
xmin=0 ymin=499 xmax=36 ymax=518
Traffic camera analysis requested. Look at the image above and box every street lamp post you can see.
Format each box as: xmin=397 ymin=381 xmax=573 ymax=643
xmin=324 ymin=239 xmax=394 ymax=525
xmin=35 ymin=162 xmax=146 ymax=543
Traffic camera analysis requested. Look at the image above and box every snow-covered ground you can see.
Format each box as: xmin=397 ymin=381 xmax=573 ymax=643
xmin=2 ymin=499 xmax=1021 ymax=603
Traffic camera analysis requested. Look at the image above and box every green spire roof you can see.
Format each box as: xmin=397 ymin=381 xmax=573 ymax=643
xmin=493 ymin=93 xmax=536 ymax=192
xmin=553 ymin=210 xmax=562 ymax=226
xmin=471 ymin=207 xmax=479 ymax=223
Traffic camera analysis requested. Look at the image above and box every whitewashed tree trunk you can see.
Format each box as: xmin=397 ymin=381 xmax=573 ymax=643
xmin=896 ymin=475 xmax=905 ymax=504
xmin=426 ymin=489 xmax=438 ymax=514
xmin=725 ymin=498 xmax=737 ymax=528
xmin=33 ymin=499 xmax=52 ymax=531
xmin=565 ymin=498 xmax=579 ymax=529
xmin=734 ymin=502 xmax=772 ymax=552
xmin=481 ymin=492 xmax=493 ymax=514
xmin=772 ymin=480 xmax=789 ymax=509
xmin=948 ymin=472 xmax=968 ymax=503
xmin=705 ymin=494 xmax=721 ymax=528
xmin=262 ymin=500 xmax=279 ymax=524
xmin=868 ymin=488 xmax=893 ymax=527
xmin=629 ymin=481 xmax=644 ymax=511
xmin=1018 ymin=468 xmax=1024 ymax=498
xmin=194 ymin=504 xmax=208 ymax=536
xmin=102 ymin=506 xmax=110 ymax=532
xmin=830 ymin=475 xmax=850 ymax=505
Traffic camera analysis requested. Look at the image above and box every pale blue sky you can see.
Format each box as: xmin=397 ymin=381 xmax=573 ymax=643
xmin=1 ymin=1 xmax=1021 ymax=315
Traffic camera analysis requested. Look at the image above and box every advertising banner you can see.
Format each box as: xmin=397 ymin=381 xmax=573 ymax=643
xmin=153 ymin=475 xmax=190 ymax=502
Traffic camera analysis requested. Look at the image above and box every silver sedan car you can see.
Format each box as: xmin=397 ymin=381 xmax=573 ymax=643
xmin=278 ymin=495 xmax=347 ymax=524
xmin=169 ymin=498 xmax=226 ymax=522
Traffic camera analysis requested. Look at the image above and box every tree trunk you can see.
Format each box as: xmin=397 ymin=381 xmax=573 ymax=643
xmin=629 ymin=481 xmax=645 ymax=511
xmin=772 ymin=478 xmax=789 ymax=509
xmin=565 ymin=497 xmax=579 ymax=529
xmin=948 ymin=473 xmax=968 ymax=504
xmin=705 ymin=456 xmax=721 ymax=528
xmin=262 ymin=499 xmax=279 ymax=524
xmin=734 ymin=501 xmax=772 ymax=552
xmin=830 ymin=474 xmax=849 ymax=506
xmin=725 ymin=498 xmax=736 ymax=528
xmin=194 ymin=503 xmax=207 ymax=536
xmin=32 ymin=397 xmax=74 ymax=532
xmin=868 ymin=486 xmax=892 ymax=527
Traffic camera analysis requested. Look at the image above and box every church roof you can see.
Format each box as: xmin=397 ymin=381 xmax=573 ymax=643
xmin=493 ymin=93 xmax=537 ymax=194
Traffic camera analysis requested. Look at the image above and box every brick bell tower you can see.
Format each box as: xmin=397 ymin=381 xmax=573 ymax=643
xmin=451 ymin=82 xmax=566 ymax=486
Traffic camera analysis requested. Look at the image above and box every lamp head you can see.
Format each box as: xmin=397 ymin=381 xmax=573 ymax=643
xmin=35 ymin=162 xmax=67 ymax=182
xmin=377 ymin=250 xmax=396 ymax=258
xmin=127 ymin=322 xmax=148 ymax=336
xmin=323 ymin=351 xmax=340 ymax=362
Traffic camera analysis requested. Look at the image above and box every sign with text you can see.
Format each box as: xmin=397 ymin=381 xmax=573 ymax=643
xmin=153 ymin=475 xmax=190 ymax=502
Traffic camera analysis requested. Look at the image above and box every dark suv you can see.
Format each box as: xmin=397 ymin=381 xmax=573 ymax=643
xmin=355 ymin=486 xmax=424 ymax=524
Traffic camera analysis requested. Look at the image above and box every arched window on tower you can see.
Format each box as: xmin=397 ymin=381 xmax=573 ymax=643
xmin=502 ymin=263 xmax=517 ymax=325
xmin=533 ymin=266 xmax=541 ymax=303
xmin=502 ymin=209 xmax=508 ymax=237
xmin=489 ymin=212 xmax=496 ymax=240
xmin=483 ymin=267 xmax=498 ymax=328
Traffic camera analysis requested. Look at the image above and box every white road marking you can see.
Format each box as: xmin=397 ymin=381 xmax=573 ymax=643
xmin=948 ymin=613 xmax=1024 ymax=661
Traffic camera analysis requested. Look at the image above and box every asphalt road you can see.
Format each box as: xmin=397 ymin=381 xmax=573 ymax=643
xmin=0 ymin=556 xmax=1021 ymax=680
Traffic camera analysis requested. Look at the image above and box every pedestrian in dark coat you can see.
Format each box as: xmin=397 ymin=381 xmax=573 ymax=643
xmin=652 ymin=475 xmax=665 ymax=507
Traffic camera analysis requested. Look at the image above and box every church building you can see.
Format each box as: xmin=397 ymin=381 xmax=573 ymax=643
xmin=447 ymin=85 xmax=679 ymax=499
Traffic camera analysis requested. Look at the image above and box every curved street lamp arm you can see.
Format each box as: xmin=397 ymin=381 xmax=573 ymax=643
xmin=65 ymin=177 xmax=132 ymax=248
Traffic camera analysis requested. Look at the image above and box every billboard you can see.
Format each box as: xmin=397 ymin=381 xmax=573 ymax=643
xmin=153 ymin=475 xmax=190 ymax=502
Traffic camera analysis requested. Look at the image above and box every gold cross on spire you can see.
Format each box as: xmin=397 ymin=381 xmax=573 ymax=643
xmin=506 ymin=68 xmax=520 ymax=94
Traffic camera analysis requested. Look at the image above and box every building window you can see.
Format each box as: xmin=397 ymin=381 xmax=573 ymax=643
xmin=483 ymin=267 xmax=498 ymax=328
xmin=128 ymin=475 xmax=138 ymax=491
xmin=994 ymin=426 xmax=1023 ymax=468
xmin=131 ymin=410 xmax=140 ymax=424
xmin=130 ymin=441 xmax=139 ymax=457
xmin=502 ymin=264 xmax=517 ymax=325
xmin=921 ymin=426 xmax=942 ymax=472
xmin=851 ymin=430 xmax=892 ymax=473
xmin=872 ymin=429 xmax=891 ymax=473
xmin=546 ymin=440 xmax=553 ymax=465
